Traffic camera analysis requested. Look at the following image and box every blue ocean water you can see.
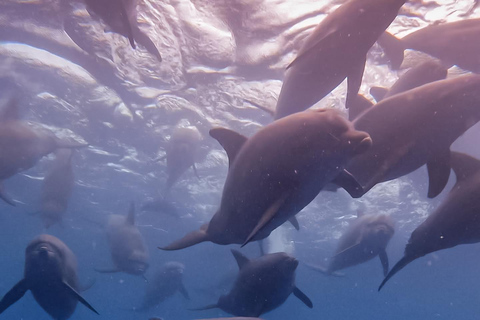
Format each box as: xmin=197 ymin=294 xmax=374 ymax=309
xmin=1 ymin=0 xmax=480 ymax=319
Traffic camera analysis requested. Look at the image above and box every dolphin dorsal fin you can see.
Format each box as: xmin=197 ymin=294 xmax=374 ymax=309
xmin=126 ymin=202 xmax=135 ymax=225
xmin=450 ymin=152 xmax=480 ymax=184
xmin=209 ymin=128 xmax=248 ymax=168
xmin=231 ymin=249 xmax=250 ymax=269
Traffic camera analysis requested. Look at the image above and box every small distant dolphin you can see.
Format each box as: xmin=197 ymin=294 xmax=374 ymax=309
xmin=369 ymin=60 xmax=448 ymax=103
xmin=0 ymin=234 xmax=98 ymax=319
xmin=0 ymin=95 xmax=88 ymax=206
xmin=160 ymin=109 xmax=372 ymax=250
xmin=346 ymin=74 xmax=480 ymax=199
xmin=313 ymin=212 xmax=394 ymax=277
xmin=155 ymin=127 xmax=202 ymax=191
xmin=140 ymin=262 xmax=189 ymax=310
xmin=83 ymin=0 xmax=162 ymax=62
xmin=38 ymin=149 xmax=75 ymax=228
xmin=274 ymin=0 xmax=406 ymax=119
xmin=97 ymin=203 xmax=149 ymax=275
xmin=379 ymin=152 xmax=480 ymax=291
xmin=193 ymin=250 xmax=312 ymax=317
xmin=378 ymin=19 xmax=480 ymax=72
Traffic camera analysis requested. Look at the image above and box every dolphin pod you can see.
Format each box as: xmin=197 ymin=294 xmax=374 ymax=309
xmin=0 ymin=95 xmax=88 ymax=206
xmin=160 ymin=109 xmax=372 ymax=250
xmin=192 ymin=250 xmax=312 ymax=317
xmin=274 ymin=0 xmax=406 ymax=119
xmin=346 ymin=74 xmax=480 ymax=199
xmin=379 ymin=152 xmax=480 ymax=291
xmin=83 ymin=0 xmax=162 ymax=62
xmin=0 ymin=234 xmax=98 ymax=319
xmin=378 ymin=18 xmax=480 ymax=72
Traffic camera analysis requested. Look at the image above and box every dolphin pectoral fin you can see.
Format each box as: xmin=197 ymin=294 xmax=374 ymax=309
xmin=209 ymin=128 xmax=248 ymax=168
xmin=242 ymin=194 xmax=289 ymax=247
xmin=0 ymin=279 xmax=29 ymax=315
xmin=426 ymin=150 xmax=451 ymax=198
xmin=192 ymin=164 xmax=200 ymax=179
xmin=293 ymin=287 xmax=313 ymax=308
xmin=0 ymin=183 xmax=15 ymax=206
xmin=61 ymin=281 xmax=99 ymax=315
xmin=179 ymin=282 xmax=190 ymax=300
xmin=231 ymin=249 xmax=251 ymax=269
xmin=378 ymin=248 xmax=389 ymax=277
xmin=95 ymin=267 xmax=120 ymax=273
xmin=369 ymin=86 xmax=389 ymax=102
xmin=450 ymin=151 xmax=480 ymax=183
xmin=331 ymin=169 xmax=364 ymax=198
xmin=118 ymin=1 xmax=135 ymax=49
xmin=348 ymin=94 xmax=374 ymax=121
xmin=304 ymin=262 xmax=345 ymax=277
xmin=378 ymin=256 xmax=414 ymax=291
xmin=131 ymin=26 xmax=162 ymax=61
xmin=377 ymin=32 xmax=405 ymax=70
xmin=346 ymin=56 xmax=366 ymax=109
xmin=288 ymin=216 xmax=300 ymax=230
xmin=159 ymin=223 xmax=210 ymax=250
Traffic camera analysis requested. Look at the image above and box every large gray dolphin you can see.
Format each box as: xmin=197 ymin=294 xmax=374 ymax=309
xmin=160 ymin=109 xmax=372 ymax=250
xmin=193 ymin=250 xmax=312 ymax=317
xmin=140 ymin=262 xmax=189 ymax=310
xmin=97 ymin=203 xmax=149 ymax=275
xmin=274 ymin=0 xmax=406 ymax=119
xmin=322 ymin=212 xmax=394 ymax=277
xmin=369 ymin=60 xmax=448 ymax=102
xmin=378 ymin=19 xmax=480 ymax=72
xmin=155 ymin=127 xmax=202 ymax=191
xmin=38 ymin=149 xmax=75 ymax=229
xmin=379 ymin=152 xmax=480 ymax=291
xmin=345 ymin=74 xmax=480 ymax=199
xmin=83 ymin=0 xmax=162 ymax=62
xmin=0 ymin=96 xmax=87 ymax=206
xmin=0 ymin=234 xmax=98 ymax=319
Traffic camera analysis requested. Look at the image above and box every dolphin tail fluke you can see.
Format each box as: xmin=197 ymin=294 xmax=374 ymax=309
xmin=0 ymin=279 xmax=29 ymax=315
xmin=159 ymin=224 xmax=209 ymax=251
xmin=62 ymin=281 xmax=99 ymax=315
xmin=188 ymin=304 xmax=218 ymax=311
xmin=0 ymin=182 xmax=15 ymax=206
xmin=377 ymin=32 xmax=405 ymax=70
xmin=378 ymin=256 xmax=414 ymax=291
xmin=55 ymin=138 xmax=89 ymax=149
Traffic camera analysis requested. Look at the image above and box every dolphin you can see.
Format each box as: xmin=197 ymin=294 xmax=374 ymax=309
xmin=140 ymin=262 xmax=189 ymax=310
xmin=0 ymin=95 xmax=88 ymax=206
xmin=155 ymin=127 xmax=202 ymax=191
xmin=0 ymin=234 xmax=98 ymax=319
xmin=274 ymin=0 xmax=406 ymax=119
xmin=38 ymin=149 xmax=75 ymax=228
xmin=83 ymin=0 xmax=162 ymax=62
xmin=321 ymin=212 xmax=394 ymax=277
xmin=378 ymin=19 xmax=480 ymax=72
xmin=345 ymin=74 xmax=480 ymax=199
xmin=97 ymin=203 xmax=149 ymax=276
xmin=193 ymin=250 xmax=312 ymax=317
xmin=379 ymin=152 xmax=480 ymax=291
xmin=369 ymin=60 xmax=448 ymax=102
xmin=160 ymin=109 xmax=372 ymax=250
